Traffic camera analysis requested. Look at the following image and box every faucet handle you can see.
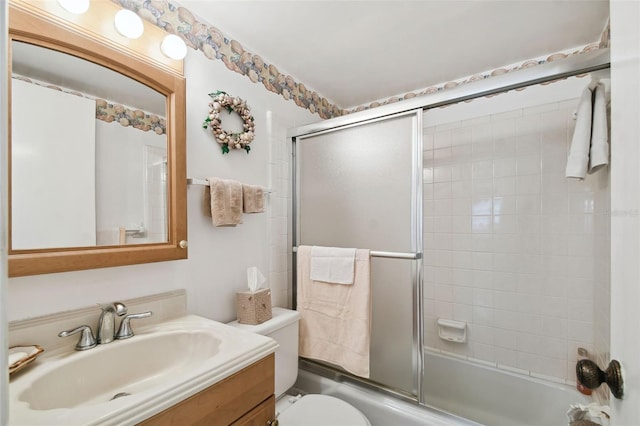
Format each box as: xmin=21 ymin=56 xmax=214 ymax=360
xmin=116 ymin=311 xmax=153 ymax=340
xmin=58 ymin=325 xmax=97 ymax=351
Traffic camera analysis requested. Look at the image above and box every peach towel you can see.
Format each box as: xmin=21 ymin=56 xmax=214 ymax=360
xmin=208 ymin=177 xmax=243 ymax=227
xmin=296 ymin=245 xmax=371 ymax=378
xmin=242 ymin=184 xmax=265 ymax=213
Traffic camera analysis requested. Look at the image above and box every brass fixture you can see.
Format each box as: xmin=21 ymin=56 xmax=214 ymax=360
xmin=576 ymin=359 xmax=624 ymax=399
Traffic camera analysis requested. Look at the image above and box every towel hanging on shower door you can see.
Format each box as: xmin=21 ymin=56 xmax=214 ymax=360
xmin=296 ymin=245 xmax=372 ymax=378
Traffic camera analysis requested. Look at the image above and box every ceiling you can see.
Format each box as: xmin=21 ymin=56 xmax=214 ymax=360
xmin=177 ymin=0 xmax=609 ymax=109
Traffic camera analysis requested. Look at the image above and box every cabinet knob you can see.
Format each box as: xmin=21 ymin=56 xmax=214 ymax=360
xmin=266 ymin=420 xmax=279 ymax=426
xmin=179 ymin=240 xmax=188 ymax=249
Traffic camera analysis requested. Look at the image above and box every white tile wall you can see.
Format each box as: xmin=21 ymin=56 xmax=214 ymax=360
xmin=423 ymin=85 xmax=610 ymax=386
xmin=268 ymin=112 xmax=292 ymax=308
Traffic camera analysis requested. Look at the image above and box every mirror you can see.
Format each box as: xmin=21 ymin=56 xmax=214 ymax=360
xmin=9 ymin=3 xmax=187 ymax=276
xmin=12 ymin=41 xmax=168 ymax=249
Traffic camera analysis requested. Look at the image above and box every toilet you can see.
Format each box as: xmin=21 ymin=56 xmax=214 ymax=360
xmin=228 ymin=307 xmax=371 ymax=426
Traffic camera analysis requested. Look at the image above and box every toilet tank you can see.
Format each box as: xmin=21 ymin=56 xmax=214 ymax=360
xmin=227 ymin=307 xmax=300 ymax=397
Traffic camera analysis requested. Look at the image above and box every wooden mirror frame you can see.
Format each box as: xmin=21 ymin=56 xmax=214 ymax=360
xmin=8 ymin=4 xmax=187 ymax=277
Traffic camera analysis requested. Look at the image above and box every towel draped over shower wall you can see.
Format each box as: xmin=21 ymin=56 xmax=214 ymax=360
xmin=565 ymin=82 xmax=609 ymax=179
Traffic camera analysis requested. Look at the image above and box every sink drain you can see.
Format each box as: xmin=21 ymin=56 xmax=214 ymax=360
xmin=110 ymin=392 xmax=131 ymax=401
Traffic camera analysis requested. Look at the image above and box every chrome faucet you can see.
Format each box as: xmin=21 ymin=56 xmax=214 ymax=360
xmin=59 ymin=302 xmax=153 ymax=351
xmin=96 ymin=302 xmax=128 ymax=344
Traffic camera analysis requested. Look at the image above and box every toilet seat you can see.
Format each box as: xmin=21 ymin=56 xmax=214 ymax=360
xmin=277 ymin=394 xmax=371 ymax=426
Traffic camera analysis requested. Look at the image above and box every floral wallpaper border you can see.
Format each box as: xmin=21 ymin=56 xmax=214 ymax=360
xmin=345 ymin=42 xmax=603 ymax=114
xmin=13 ymin=75 xmax=167 ymax=135
xmin=111 ymin=0 xmax=342 ymax=119
xmin=96 ymin=100 xmax=167 ymax=135
xmin=112 ymin=0 xmax=610 ymax=119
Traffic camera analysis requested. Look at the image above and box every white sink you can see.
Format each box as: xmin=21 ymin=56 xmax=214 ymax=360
xmin=21 ymin=330 xmax=221 ymax=410
xmin=9 ymin=315 xmax=277 ymax=425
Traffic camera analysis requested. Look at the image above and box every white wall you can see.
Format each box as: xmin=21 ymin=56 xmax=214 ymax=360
xmin=7 ymin=46 xmax=316 ymax=323
xmin=610 ymin=0 xmax=640 ymax=423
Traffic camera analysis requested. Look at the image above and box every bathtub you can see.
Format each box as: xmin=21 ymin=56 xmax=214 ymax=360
xmin=294 ymin=353 xmax=592 ymax=426
xmin=423 ymin=351 xmax=592 ymax=426
xmin=294 ymin=362 xmax=480 ymax=426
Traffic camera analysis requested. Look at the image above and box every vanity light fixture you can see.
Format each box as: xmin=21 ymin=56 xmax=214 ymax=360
xmin=160 ymin=34 xmax=188 ymax=60
xmin=114 ymin=9 xmax=144 ymax=39
xmin=57 ymin=0 xmax=90 ymax=15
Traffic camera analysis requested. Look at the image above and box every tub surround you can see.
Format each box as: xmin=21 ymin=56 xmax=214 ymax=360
xmin=422 ymin=76 xmax=610 ymax=388
xmin=422 ymin=351 xmax=590 ymax=426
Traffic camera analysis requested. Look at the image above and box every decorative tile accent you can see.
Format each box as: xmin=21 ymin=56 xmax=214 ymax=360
xmin=96 ymin=100 xmax=166 ymax=135
xmin=13 ymin=75 xmax=167 ymax=134
xmin=110 ymin=0 xmax=605 ymax=121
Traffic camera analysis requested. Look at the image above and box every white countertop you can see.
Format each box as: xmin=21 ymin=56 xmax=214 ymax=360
xmin=9 ymin=315 xmax=277 ymax=426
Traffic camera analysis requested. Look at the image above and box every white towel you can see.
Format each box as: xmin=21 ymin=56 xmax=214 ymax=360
xmin=565 ymin=87 xmax=593 ymax=179
xmin=310 ymin=246 xmax=357 ymax=284
xmin=297 ymin=245 xmax=372 ymax=378
xmin=588 ymin=83 xmax=609 ymax=174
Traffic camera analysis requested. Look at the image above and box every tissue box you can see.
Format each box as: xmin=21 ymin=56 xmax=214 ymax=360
xmin=235 ymin=288 xmax=272 ymax=324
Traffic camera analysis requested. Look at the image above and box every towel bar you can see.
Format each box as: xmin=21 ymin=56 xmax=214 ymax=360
xmin=292 ymin=246 xmax=422 ymax=260
xmin=186 ymin=177 xmax=210 ymax=186
xmin=187 ymin=177 xmax=272 ymax=193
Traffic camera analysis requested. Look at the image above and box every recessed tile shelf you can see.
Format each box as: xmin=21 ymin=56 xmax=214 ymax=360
xmin=437 ymin=318 xmax=467 ymax=343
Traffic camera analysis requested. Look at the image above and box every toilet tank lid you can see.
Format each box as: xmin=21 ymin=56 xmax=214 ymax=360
xmin=227 ymin=307 xmax=300 ymax=335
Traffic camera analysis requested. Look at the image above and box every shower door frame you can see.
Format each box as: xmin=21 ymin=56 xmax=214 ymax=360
xmin=288 ymin=47 xmax=610 ymax=406
xmin=292 ymin=110 xmax=425 ymax=401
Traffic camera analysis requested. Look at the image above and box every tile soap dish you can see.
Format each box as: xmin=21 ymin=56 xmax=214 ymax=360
xmin=437 ymin=318 xmax=467 ymax=343
xmin=9 ymin=345 xmax=44 ymax=376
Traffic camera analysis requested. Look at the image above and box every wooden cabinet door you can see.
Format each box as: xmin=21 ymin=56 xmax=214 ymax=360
xmin=138 ymin=354 xmax=275 ymax=426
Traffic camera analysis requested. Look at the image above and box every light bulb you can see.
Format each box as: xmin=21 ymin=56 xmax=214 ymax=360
xmin=114 ymin=9 xmax=144 ymax=40
xmin=161 ymin=34 xmax=188 ymax=60
xmin=57 ymin=0 xmax=90 ymax=14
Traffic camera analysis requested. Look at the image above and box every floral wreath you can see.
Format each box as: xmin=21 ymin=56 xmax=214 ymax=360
xmin=203 ymin=91 xmax=255 ymax=154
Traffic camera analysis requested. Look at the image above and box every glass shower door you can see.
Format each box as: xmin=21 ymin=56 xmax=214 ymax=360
xmin=294 ymin=110 xmax=422 ymax=397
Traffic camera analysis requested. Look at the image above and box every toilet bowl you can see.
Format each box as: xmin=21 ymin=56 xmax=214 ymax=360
xmin=228 ymin=307 xmax=371 ymax=426
xmin=276 ymin=394 xmax=370 ymax=426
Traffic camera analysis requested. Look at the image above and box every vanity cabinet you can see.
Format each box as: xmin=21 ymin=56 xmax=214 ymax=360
xmin=138 ymin=354 xmax=275 ymax=426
